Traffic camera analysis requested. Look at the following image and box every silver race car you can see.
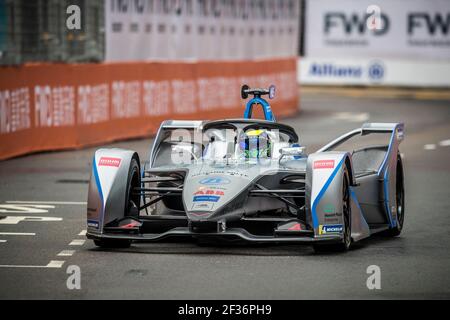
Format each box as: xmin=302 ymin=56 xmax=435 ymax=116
xmin=86 ymin=85 xmax=405 ymax=252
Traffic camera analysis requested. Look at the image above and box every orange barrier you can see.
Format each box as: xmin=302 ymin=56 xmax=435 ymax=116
xmin=0 ymin=58 xmax=298 ymax=160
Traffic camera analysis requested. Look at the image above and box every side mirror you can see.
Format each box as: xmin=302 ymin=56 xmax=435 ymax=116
xmin=241 ymin=84 xmax=250 ymax=99
xmin=279 ymin=146 xmax=305 ymax=162
xmin=269 ymin=85 xmax=276 ymax=99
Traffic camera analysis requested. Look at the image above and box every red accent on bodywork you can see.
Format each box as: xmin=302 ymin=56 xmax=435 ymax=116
xmin=314 ymin=160 xmax=335 ymax=169
xmin=288 ymin=223 xmax=302 ymax=231
xmin=194 ymin=190 xmax=225 ymax=196
xmin=99 ymin=157 xmax=122 ymax=167
xmin=121 ymin=222 xmax=139 ymax=229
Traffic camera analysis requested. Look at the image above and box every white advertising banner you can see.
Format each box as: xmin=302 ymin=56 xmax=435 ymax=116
xmin=105 ymin=0 xmax=300 ymax=62
xmin=299 ymin=57 xmax=450 ymax=87
xmin=305 ymin=0 xmax=450 ymax=61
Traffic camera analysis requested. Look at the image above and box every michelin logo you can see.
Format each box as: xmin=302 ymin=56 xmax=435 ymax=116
xmin=319 ymin=224 xmax=343 ymax=235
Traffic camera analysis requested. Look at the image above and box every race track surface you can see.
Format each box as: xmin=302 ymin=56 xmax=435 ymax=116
xmin=1 ymin=90 xmax=450 ymax=299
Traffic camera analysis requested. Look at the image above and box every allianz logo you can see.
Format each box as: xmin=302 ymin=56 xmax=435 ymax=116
xmin=309 ymin=62 xmax=384 ymax=80
xmin=309 ymin=63 xmax=363 ymax=78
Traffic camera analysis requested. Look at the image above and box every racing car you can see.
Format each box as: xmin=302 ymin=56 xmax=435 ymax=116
xmin=86 ymin=85 xmax=405 ymax=252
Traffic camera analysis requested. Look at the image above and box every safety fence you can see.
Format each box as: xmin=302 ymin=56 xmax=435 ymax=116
xmin=0 ymin=57 xmax=298 ymax=160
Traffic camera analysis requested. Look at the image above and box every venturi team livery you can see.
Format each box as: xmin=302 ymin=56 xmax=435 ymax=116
xmin=86 ymin=85 xmax=405 ymax=252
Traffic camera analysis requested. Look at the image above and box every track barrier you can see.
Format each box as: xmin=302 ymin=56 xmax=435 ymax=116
xmin=0 ymin=58 xmax=299 ymax=160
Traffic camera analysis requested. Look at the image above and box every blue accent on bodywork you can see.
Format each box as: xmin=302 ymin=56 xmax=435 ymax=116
xmin=378 ymin=128 xmax=396 ymax=175
xmin=193 ymin=196 xmax=220 ymax=202
xmin=384 ymin=168 xmax=396 ymax=228
xmin=291 ymin=143 xmax=304 ymax=159
xmin=244 ymin=97 xmax=276 ymax=122
xmin=349 ymin=186 xmax=371 ymax=237
xmin=349 ymin=187 xmax=363 ymax=214
xmin=311 ymin=157 xmax=345 ymax=229
xmin=92 ymin=156 xmax=104 ymax=230
xmin=378 ymin=128 xmax=397 ymax=228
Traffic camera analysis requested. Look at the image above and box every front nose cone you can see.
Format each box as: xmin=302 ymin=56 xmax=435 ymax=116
xmin=183 ymin=174 xmax=252 ymax=221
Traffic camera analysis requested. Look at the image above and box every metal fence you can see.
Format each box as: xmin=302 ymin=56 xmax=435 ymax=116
xmin=0 ymin=0 xmax=104 ymax=65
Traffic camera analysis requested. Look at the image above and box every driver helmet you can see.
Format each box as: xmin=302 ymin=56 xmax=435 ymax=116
xmin=239 ymin=129 xmax=272 ymax=158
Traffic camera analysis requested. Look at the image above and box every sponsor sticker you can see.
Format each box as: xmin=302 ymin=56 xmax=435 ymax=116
xmin=87 ymin=220 xmax=99 ymax=228
xmin=193 ymin=195 xmax=221 ymax=202
xmin=199 ymin=177 xmax=231 ymax=185
xmin=314 ymin=160 xmax=335 ymax=169
xmin=99 ymin=157 xmax=121 ymax=167
xmin=319 ymin=224 xmax=343 ymax=235
xmin=194 ymin=189 xmax=225 ymax=196
xmin=324 ymin=204 xmax=335 ymax=214
xmin=191 ymin=202 xmax=214 ymax=211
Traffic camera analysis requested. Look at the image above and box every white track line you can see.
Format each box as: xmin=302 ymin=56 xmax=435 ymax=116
xmin=6 ymin=201 xmax=86 ymax=205
xmin=69 ymin=239 xmax=86 ymax=246
xmin=57 ymin=250 xmax=75 ymax=257
xmin=424 ymin=144 xmax=436 ymax=150
xmin=0 ymin=260 xmax=65 ymax=269
xmin=439 ymin=139 xmax=450 ymax=147
xmin=78 ymin=230 xmax=87 ymax=236
xmin=0 ymin=232 xmax=36 ymax=236
xmin=0 ymin=240 xmax=6 ymax=243
xmin=0 ymin=216 xmax=62 ymax=225
xmin=46 ymin=260 xmax=65 ymax=268
xmin=0 ymin=204 xmax=55 ymax=214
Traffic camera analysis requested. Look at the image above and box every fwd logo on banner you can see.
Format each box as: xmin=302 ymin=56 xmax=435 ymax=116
xmin=408 ymin=13 xmax=450 ymax=35
xmin=325 ymin=12 xmax=390 ymax=36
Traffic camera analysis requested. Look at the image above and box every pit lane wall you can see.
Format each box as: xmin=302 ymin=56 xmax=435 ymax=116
xmin=0 ymin=58 xmax=298 ymax=160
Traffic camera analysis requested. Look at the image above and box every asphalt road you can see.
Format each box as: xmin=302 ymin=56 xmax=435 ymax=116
xmin=1 ymin=90 xmax=450 ymax=299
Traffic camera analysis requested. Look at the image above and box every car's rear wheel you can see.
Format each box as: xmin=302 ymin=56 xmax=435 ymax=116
xmin=94 ymin=156 xmax=140 ymax=249
xmin=313 ymin=168 xmax=352 ymax=253
xmin=385 ymin=153 xmax=405 ymax=237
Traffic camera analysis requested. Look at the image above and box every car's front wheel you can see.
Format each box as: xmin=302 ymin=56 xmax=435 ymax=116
xmin=313 ymin=168 xmax=352 ymax=253
xmin=385 ymin=153 xmax=405 ymax=237
xmin=94 ymin=156 xmax=140 ymax=249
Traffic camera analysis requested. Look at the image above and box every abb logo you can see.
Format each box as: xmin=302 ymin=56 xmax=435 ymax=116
xmin=314 ymin=160 xmax=335 ymax=169
xmin=99 ymin=157 xmax=122 ymax=167
xmin=194 ymin=189 xmax=225 ymax=196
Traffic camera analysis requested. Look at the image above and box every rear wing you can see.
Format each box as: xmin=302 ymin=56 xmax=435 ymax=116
xmin=317 ymin=123 xmax=404 ymax=153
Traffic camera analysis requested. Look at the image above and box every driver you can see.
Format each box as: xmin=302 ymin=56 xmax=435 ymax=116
xmin=239 ymin=129 xmax=272 ymax=159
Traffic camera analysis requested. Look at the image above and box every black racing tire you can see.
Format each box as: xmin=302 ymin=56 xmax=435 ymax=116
xmin=385 ymin=153 xmax=405 ymax=237
xmin=94 ymin=239 xmax=131 ymax=248
xmin=125 ymin=156 xmax=141 ymax=219
xmin=313 ymin=167 xmax=352 ymax=253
